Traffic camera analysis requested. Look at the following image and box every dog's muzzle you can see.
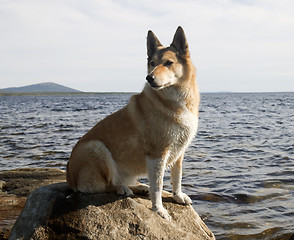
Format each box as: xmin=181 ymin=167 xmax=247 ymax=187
xmin=146 ymin=74 xmax=160 ymax=88
xmin=146 ymin=74 xmax=155 ymax=84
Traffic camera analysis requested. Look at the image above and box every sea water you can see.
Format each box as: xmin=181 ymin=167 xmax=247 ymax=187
xmin=0 ymin=92 xmax=293 ymax=239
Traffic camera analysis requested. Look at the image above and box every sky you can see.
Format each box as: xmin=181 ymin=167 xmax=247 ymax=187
xmin=0 ymin=0 xmax=293 ymax=92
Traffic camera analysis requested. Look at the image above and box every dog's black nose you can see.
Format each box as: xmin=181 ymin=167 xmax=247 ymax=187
xmin=146 ymin=74 xmax=155 ymax=84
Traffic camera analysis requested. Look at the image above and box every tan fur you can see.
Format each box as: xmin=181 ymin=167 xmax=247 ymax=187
xmin=66 ymin=26 xmax=200 ymax=219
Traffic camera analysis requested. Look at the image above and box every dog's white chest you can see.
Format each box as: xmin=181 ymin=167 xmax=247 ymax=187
xmin=167 ymin=110 xmax=198 ymax=160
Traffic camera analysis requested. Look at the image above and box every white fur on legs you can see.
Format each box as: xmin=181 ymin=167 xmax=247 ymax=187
xmin=171 ymin=155 xmax=192 ymax=205
xmin=146 ymin=156 xmax=171 ymax=220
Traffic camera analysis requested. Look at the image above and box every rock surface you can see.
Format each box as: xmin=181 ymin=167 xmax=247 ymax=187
xmin=10 ymin=182 xmax=215 ymax=240
xmin=0 ymin=168 xmax=66 ymax=240
xmin=1 ymin=168 xmax=215 ymax=240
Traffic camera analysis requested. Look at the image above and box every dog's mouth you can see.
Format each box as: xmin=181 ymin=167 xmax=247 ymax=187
xmin=149 ymin=82 xmax=162 ymax=89
xmin=149 ymin=82 xmax=170 ymax=90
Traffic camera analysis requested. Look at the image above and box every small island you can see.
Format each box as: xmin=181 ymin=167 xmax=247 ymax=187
xmin=0 ymin=82 xmax=82 ymax=96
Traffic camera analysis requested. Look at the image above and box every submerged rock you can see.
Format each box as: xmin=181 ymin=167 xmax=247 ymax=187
xmin=9 ymin=184 xmax=215 ymax=240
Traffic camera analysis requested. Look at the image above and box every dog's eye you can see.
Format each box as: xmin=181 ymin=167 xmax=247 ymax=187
xmin=164 ymin=60 xmax=173 ymax=66
xmin=150 ymin=61 xmax=155 ymax=67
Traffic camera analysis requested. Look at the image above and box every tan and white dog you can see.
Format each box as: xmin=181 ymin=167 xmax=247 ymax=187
xmin=66 ymin=26 xmax=200 ymax=220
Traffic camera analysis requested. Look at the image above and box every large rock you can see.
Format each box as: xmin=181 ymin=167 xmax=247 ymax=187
xmin=10 ymin=182 xmax=215 ymax=240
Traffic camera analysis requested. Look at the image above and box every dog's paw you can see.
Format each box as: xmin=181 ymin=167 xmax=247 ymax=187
xmin=130 ymin=184 xmax=150 ymax=196
xmin=116 ymin=186 xmax=133 ymax=196
xmin=153 ymin=207 xmax=171 ymax=221
xmin=173 ymin=192 xmax=192 ymax=205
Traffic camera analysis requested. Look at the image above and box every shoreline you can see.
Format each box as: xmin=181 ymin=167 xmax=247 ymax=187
xmin=0 ymin=92 xmax=136 ymax=97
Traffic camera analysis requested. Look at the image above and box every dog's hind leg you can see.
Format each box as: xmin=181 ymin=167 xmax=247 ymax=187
xmin=106 ymin=184 xmax=133 ymax=196
xmin=76 ymin=166 xmax=108 ymax=193
xmin=72 ymin=141 xmax=113 ymax=193
xmin=107 ymin=172 xmax=135 ymax=196
xmin=70 ymin=140 xmax=134 ymax=196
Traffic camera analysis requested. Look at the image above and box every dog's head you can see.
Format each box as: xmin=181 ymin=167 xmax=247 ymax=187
xmin=146 ymin=26 xmax=191 ymax=90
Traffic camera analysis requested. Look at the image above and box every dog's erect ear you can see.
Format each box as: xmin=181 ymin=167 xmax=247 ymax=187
xmin=171 ymin=26 xmax=189 ymax=57
xmin=147 ymin=30 xmax=162 ymax=57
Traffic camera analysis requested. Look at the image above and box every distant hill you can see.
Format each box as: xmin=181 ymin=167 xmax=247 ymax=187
xmin=0 ymin=82 xmax=81 ymax=93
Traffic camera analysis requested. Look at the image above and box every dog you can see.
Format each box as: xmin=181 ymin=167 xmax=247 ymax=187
xmin=66 ymin=26 xmax=200 ymax=220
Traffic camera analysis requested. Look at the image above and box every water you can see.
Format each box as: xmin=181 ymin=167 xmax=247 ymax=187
xmin=0 ymin=92 xmax=293 ymax=239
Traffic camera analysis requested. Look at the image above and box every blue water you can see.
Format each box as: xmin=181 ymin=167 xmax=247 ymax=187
xmin=0 ymin=92 xmax=293 ymax=239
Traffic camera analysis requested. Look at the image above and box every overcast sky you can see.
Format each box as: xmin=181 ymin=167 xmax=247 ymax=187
xmin=0 ymin=0 xmax=293 ymax=92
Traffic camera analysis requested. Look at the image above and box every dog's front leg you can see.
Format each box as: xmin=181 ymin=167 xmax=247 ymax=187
xmin=146 ymin=156 xmax=171 ymax=220
xmin=171 ymin=154 xmax=192 ymax=205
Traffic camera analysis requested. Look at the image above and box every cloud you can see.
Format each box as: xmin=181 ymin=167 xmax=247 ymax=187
xmin=0 ymin=0 xmax=293 ymax=92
